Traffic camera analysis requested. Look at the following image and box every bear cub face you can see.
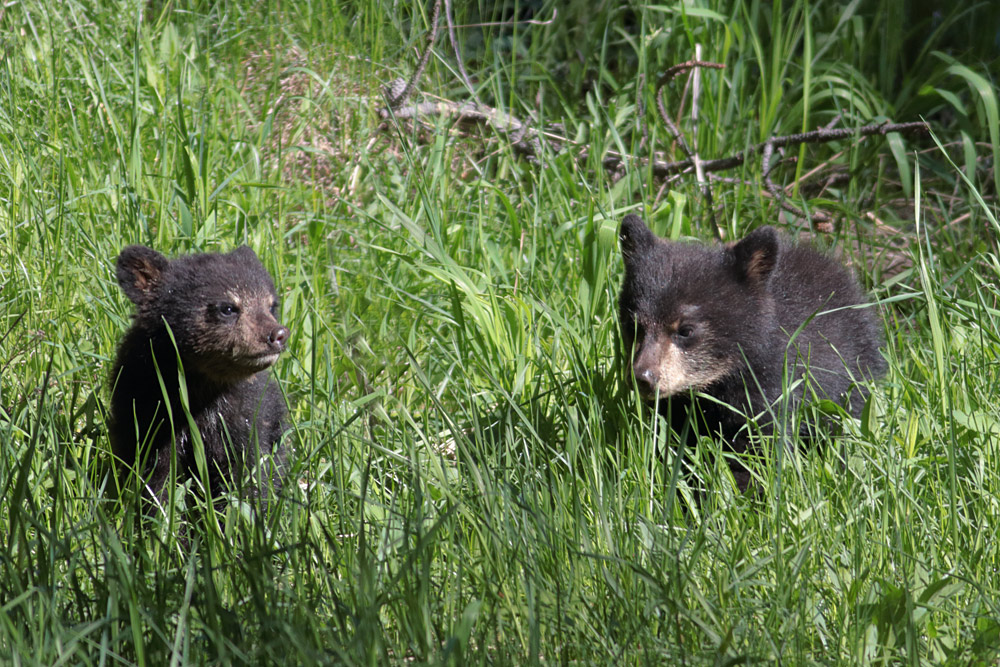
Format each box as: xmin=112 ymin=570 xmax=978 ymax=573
xmin=619 ymin=215 xmax=784 ymax=401
xmin=618 ymin=214 xmax=886 ymax=487
xmin=116 ymin=245 xmax=288 ymax=382
xmin=110 ymin=245 xmax=289 ymax=507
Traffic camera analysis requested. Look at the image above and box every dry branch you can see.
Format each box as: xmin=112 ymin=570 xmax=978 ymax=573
xmin=381 ymin=94 xmax=927 ymax=177
xmin=375 ymin=8 xmax=930 ymax=230
xmin=655 ymin=53 xmax=724 ymax=237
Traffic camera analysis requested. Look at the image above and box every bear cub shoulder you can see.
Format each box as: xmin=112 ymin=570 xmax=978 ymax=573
xmin=618 ymin=215 xmax=886 ymax=487
xmin=109 ymin=244 xmax=289 ymax=507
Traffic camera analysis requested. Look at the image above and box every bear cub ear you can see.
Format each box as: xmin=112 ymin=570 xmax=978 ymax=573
xmin=116 ymin=245 xmax=170 ymax=306
xmin=730 ymin=226 xmax=779 ymax=284
xmin=230 ymin=245 xmax=261 ymax=263
xmin=619 ymin=214 xmax=656 ymax=260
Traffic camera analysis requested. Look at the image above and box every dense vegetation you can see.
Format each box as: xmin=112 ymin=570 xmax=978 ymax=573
xmin=2 ymin=0 xmax=998 ymax=663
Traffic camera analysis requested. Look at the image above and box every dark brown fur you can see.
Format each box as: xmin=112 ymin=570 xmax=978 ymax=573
xmin=618 ymin=215 xmax=886 ymax=490
xmin=109 ymin=245 xmax=289 ymax=509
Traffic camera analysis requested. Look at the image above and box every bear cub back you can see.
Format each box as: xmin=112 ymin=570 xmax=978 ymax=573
xmin=109 ymin=245 xmax=289 ymax=508
xmin=618 ymin=215 xmax=886 ymax=488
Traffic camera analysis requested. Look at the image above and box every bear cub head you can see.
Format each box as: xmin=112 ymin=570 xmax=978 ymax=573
xmin=116 ymin=244 xmax=289 ymax=383
xmin=618 ymin=214 xmax=783 ymax=400
xmin=618 ymin=213 xmax=885 ymax=429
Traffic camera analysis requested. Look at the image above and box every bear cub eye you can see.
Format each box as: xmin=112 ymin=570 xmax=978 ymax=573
xmin=674 ymin=324 xmax=695 ymax=343
xmin=217 ymin=302 xmax=240 ymax=318
xmin=269 ymin=302 xmax=279 ymax=318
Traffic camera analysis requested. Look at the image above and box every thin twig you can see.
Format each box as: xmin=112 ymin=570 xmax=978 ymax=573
xmin=654 ymin=58 xmax=725 ymax=238
xmin=690 ymin=45 xmax=721 ymax=239
xmin=822 ymin=114 xmax=843 ymax=131
xmin=449 ymin=9 xmax=557 ymax=28
xmin=763 ymin=138 xmax=833 ymax=231
xmin=384 ymin=0 xmax=443 ymax=111
xmin=636 ymin=73 xmax=648 ymax=153
xmin=653 ymin=60 xmax=721 ymax=159
xmin=444 ymin=0 xmax=478 ymax=103
xmin=656 ymin=60 xmax=727 ymax=88
xmin=794 ymin=147 xmax=849 ymax=187
xmin=652 ymin=121 xmax=929 ymax=177
xmin=653 ymin=178 xmax=671 ymax=208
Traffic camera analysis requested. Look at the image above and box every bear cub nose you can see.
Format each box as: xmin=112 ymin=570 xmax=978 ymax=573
xmin=269 ymin=325 xmax=290 ymax=349
xmin=634 ymin=363 xmax=659 ymax=396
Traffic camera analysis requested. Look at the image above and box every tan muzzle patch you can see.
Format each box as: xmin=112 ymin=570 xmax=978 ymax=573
xmin=653 ymin=340 xmax=729 ymax=397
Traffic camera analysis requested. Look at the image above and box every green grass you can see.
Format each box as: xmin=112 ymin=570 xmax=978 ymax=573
xmin=2 ymin=0 xmax=1000 ymax=663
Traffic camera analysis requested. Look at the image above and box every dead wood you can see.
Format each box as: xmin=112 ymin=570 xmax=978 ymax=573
xmin=375 ymin=4 xmax=930 ymax=230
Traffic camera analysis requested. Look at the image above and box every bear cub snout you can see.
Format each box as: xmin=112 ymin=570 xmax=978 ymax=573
xmin=618 ymin=214 xmax=886 ymax=490
xmin=109 ymin=244 xmax=289 ymax=509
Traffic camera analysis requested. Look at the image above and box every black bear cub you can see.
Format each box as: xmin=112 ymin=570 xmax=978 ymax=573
xmin=110 ymin=245 xmax=289 ymax=510
xmin=618 ymin=215 xmax=885 ymax=490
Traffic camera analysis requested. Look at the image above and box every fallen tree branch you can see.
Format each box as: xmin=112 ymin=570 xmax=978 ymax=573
xmin=375 ymin=14 xmax=930 ymax=229
xmin=648 ymin=121 xmax=930 ymax=177
xmin=383 ymin=96 xmax=928 ymax=181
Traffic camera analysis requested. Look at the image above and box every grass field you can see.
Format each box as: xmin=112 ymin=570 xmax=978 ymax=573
xmin=2 ymin=0 xmax=999 ymax=663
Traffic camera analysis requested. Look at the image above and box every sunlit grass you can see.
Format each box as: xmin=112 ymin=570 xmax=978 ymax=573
xmin=1 ymin=0 xmax=999 ymax=663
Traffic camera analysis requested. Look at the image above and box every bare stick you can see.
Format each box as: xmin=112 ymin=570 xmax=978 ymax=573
xmin=654 ymin=58 xmax=725 ymax=238
xmin=444 ymin=0 xmax=478 ymax=103
xmin=656 ymin=60 xmax=727 ymax=88
xmin=383 ymin=0 xmax=443 ymax=111
xmin=651 ymin=121 xmax=929 ymax=177
xmin=636 ymin=73 xmax=649 ymax=152
xmin=690 ymin=45 xmax=721 ymax=240
xmin=763 ymin=139 xmax=831 ymax=230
